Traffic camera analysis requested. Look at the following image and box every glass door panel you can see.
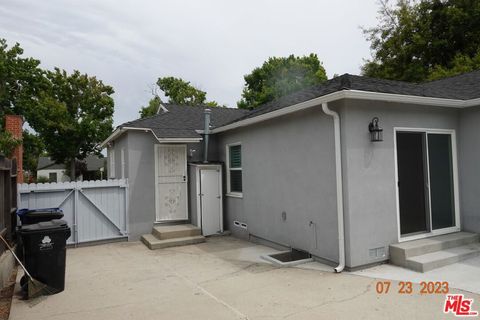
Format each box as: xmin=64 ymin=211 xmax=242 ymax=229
xmin=397 ymin=132 xmax=429 ymax=235
xmin=427 ymin=133 xmax=456 ymax=230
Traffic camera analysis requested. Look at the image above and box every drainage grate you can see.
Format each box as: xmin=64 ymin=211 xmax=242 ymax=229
xmin=262 ymin=249 xmax=313 ymax=267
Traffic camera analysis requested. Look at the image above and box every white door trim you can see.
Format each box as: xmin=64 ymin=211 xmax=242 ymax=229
xmin=394 ymin=127 xmax=461 ymax=243
xmin=154 ymin=144 xmax=188 ymax=222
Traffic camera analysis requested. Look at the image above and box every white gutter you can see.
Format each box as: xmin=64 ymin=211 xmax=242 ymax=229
xmin=321 ymin=102 xmax=345 ymax=273
xmin=99 ymin=127 xmax=202 ymax=148
xmin=209 ymin=90 xmax=479 ymax=134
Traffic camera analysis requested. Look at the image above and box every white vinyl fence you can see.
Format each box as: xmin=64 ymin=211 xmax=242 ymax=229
xmin=18 ymin=179 xmax=128 ymax=245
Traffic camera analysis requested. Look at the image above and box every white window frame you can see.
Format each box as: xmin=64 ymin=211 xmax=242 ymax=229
xmin=226 ymin=142 xmax=243 ymax=198
xmin=109 ymin=147 xmax=115 ymax=179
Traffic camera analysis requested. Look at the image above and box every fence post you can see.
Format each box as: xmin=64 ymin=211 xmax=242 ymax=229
xmin=74 ymin=182 xmax=79 ymax=247
xmin=124 ymin=179 xmax=129 ymax=239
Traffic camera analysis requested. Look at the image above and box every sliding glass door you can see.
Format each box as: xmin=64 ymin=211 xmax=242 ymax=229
xmin=396 ymin=130 xmax=459 ymax=238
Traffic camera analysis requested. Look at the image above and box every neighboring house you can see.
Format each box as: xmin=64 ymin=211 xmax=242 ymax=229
xmin=37 ymin=157 xmax=69 ymax=182
xmin=101 ymin=71 xmax=480 ymax=272
xmin=37 ymin=156 xmax=106 ymax=182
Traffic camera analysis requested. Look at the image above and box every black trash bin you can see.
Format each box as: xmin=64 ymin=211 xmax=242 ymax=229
xmin=17 ymin=208 xmax=64 ymax=225
xmin=19 ymin=219 xmax=71 ymax=295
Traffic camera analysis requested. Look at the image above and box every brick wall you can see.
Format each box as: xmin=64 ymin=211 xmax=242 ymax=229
xmin=4 ymin=115 xmax=23 ymax=183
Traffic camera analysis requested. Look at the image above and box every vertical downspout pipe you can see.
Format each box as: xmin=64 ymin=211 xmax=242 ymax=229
xmin=203 ymin=109 xmax=211 ymax=163
xmin=321 ymin=102 xmax=345 ymax=273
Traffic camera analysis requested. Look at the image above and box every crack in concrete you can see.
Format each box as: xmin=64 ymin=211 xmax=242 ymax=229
xmin=167 ymin=267 xmax=250 ymax=320
xmin=281 ymin=279 xmax=375 ymax=319
xmin=198 ymin=262 xmax=278 ymax=286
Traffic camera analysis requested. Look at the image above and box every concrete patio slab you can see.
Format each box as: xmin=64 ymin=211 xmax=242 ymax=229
xmin=353 ymin=255 xmax=480 ymax=295
xmin=10 ymin=236 xmax=480 ymax=320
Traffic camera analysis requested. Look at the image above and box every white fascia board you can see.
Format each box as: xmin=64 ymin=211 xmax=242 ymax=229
xmin=155 ymin=137 xmax=202 ymax=143
xmin=210 ymin=90 xmax=476 ymax=134
xmin=99 ymin=128 xmax=124 ymax=148
xmin=210 ymin=91 xmax=346 ymax=133
xmin=464 ymin=97 xmax=480 ymax=107
xmin=99 ymin=127 xmax=202 ymax=148
xmin=344 ymin=90 xmax=466 ymax=107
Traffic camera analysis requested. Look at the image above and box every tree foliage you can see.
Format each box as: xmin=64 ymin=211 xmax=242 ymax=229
xmin=237 ymin=54 xmax=327 ymax=109
xmin=0 ymin=130 xmax=21 ymax=156
xmin=362 ymin=0 xmax=480 ymax=82
xmin=139 ymin=77 xmax=220 ymax=118
xmin=0 ymin=39 xmax=115 ymax=179
xmin=428 ymin=51 xmax=480 ymax=80
xmin=139 ymin=95 xmax=162 ymax=118
xmin=0 ymin=39 xmax=44 ymax=156
xmin=0 ymin=39 xmax=46 ymax=117
xmin=22 ymin=130 xmax=45 ymax=177
xmin=26 ymin=68 xmax=114 ymax=179
xmin=157 ymin=76 xmax=218 ymax=107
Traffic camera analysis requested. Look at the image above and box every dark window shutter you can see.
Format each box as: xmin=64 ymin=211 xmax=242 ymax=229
xmin=229 ymin=145 xmax=242 ymax=168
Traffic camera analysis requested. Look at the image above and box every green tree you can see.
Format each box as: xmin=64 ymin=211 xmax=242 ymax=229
xmin=22 ymin=130 xmax=45 ymax=178
xmin=139 ymin=95 xmax=162 ymax=118
xmin=157 ymin=76 xmax=218 ymax=106
xmin=0 ymin=39 xmax=46 ymax=117
xmin=0 ymin=130 xmax=21 ymax=156
xmin=428 ymin=51 xmax=480 ymax=80
xmin=362 ymin=0 xmax=480 ymax=82
xmin=237 ymin=54 xmax=327 ymax=109
xmin=0 ymin=39 xmax=45 ymax=156
xmin=26 ymin=68 xmax=114 ymax=180
xmin=139 ymin=77 xmax=220 ymax=118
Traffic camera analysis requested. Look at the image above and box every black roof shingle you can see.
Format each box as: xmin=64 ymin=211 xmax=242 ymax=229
xmin=118 ymin=71 xmax=480 ymax=138
xmin=120 ymin=104 xmax=248 ymax=138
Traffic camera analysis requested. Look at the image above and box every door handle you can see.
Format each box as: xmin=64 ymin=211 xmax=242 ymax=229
xmin=183 ymin=175 xmax=186 ymax=181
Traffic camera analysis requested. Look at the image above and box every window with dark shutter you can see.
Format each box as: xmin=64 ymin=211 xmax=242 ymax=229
xmin=227 ymin=144 xmax=242 ymax=195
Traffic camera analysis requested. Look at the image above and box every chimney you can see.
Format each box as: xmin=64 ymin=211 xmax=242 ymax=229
xmin=203 ymin=109 xmax=211 ymax=163
xmin=5 ymin=115 xmax=23 ymax=183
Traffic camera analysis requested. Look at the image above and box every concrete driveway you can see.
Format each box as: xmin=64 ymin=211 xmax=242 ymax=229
xmin=10 ymin=236 xmax=480 ymax=320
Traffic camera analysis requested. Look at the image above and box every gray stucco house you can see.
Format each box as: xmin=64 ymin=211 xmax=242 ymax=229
xmin=101 ymin=71 xmax=480 ymax=272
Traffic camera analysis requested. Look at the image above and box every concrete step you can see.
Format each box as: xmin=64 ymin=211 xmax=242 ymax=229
xmin=152 ymin=224 xmax=202 ymax=240
xmin=390 ymin=232 xmax=479 ymax=267
xmin=405 ymin=243 xmax=480 ymax=272
xmin=141 ymin=234 xmax=205 ymax=250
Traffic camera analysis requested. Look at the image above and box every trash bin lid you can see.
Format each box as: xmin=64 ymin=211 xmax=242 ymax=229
xmin=19 ymin=219 xmax=69 ymax=233
xmin=17 ymin=208 xmax=63 ymax=216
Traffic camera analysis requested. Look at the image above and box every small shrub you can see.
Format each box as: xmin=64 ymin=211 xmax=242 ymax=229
xmin=36 ymin=176 xmax=50 ymax=183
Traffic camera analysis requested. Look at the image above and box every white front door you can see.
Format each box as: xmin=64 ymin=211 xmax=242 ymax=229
xmin=155 ymin=145 xmax=188 ymax=221
xmin=200 ymin=169 xmax=223 ymax=235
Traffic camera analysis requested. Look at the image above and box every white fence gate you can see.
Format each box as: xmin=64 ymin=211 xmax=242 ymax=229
xmin=18 ymin=179 xmax=128 ymax=245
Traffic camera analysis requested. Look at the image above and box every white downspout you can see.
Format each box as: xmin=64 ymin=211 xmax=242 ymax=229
xmin=321 ymin=102 xmax=345 ymax=273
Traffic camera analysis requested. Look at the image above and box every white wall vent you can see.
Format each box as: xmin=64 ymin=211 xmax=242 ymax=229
xmin=233 ymin=221 xmax=248 ymax=230
xmin=369 ymin=247 xmax=386 ymax=259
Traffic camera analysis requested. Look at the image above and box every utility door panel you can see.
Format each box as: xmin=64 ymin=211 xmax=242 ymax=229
xmin=155 ymin=145 xmax=188 ymax=221
xmin=200 ymin=169 xmax=222 ymax=235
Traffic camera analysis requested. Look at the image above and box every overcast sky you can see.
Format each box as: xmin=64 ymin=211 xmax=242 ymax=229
xmin=0 ymin=0 xmax=380 ymax=126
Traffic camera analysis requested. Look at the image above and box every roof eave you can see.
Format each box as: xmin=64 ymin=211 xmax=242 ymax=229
xmin=99 ymin=127 xmax=202 ymax=148
xmin=210 ymin=90 xmax=473 ymax=134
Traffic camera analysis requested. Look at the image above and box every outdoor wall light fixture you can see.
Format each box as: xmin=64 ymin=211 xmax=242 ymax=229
xmin=368 ymin=117 xmax=383 ymax=142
